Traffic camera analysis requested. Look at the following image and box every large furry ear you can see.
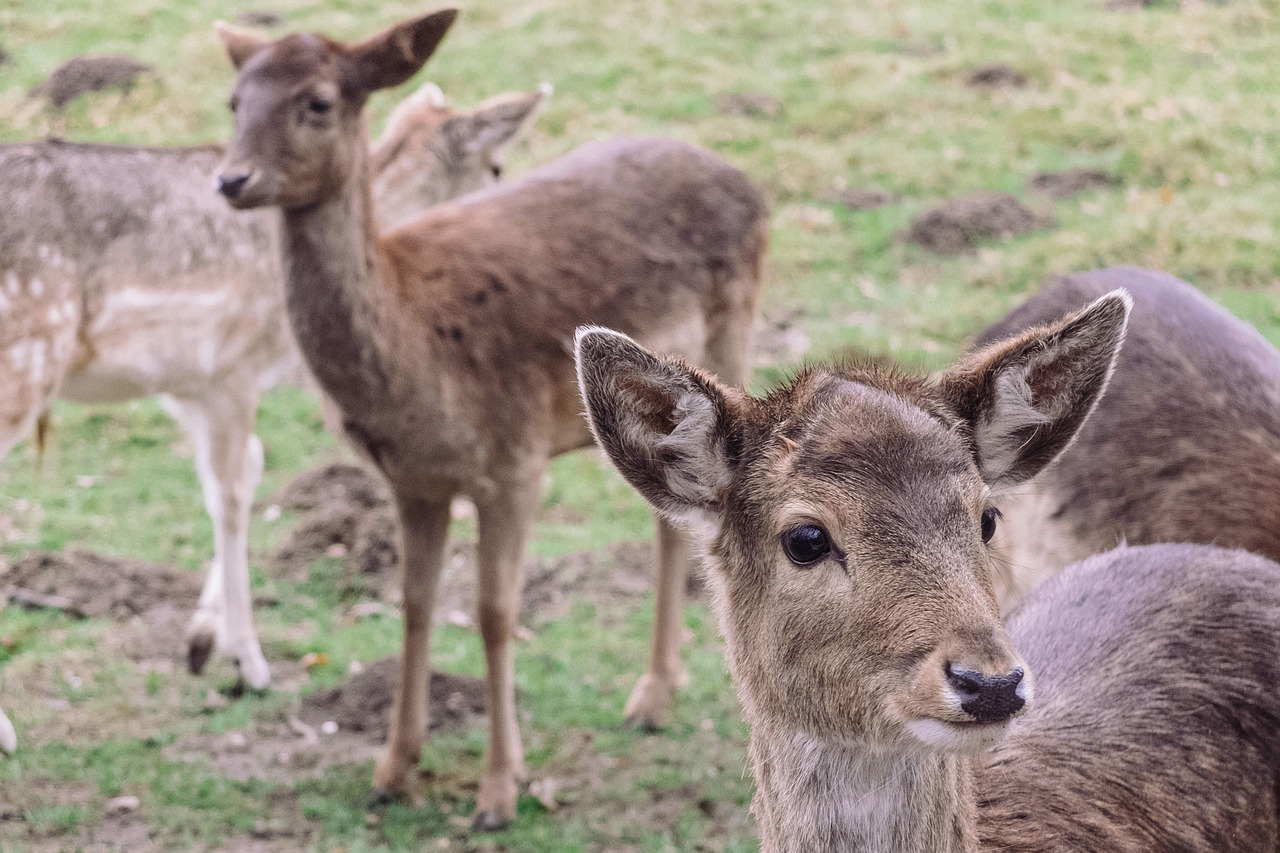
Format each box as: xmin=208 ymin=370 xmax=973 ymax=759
xmin=214 ymin=21 xmax=270 ymax=70
xmin=575 ymin=327 xmax=735 ymax=523
xmin=346 ymin=8 xmax=458 ymax=93
xmin=939 ymin=290 xmax=1131 ymax=489
xmin=445 ymin=83 xmax=551 ymax=155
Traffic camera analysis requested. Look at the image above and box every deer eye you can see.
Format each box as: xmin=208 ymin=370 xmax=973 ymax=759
xmin=781 ymin=525 xmax=831 ymax=567
xmin=490 ymin=163 xmax=503 ymax=178
xmin=981 ymin=507 xmax=1002 ymax=544
xmin=228 ymin=95 xmax=239 ymax=113
xmin=308 ymin=97 xmax=333 ymax=115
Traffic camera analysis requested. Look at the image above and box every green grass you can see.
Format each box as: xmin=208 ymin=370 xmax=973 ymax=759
xmin=2 ymin=0 xmax=1280 ymax=849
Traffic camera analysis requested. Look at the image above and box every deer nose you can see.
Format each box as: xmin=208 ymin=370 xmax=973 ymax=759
xmin=217 ymin=171 xmax=253 ymax=199
xmin=946 ymin=663 xmax=1025 ymax=723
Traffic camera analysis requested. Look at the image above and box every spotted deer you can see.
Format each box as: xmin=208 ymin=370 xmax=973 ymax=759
xmin=0 ymin=78 xmax=548 ymax=752
xmin=974 ymin=267 xmax=1280 ymax=610
xmin=579 ymin=294 xmax=1280 ymax=852
xmin=213 ymin=9 xmax=767 ymax=829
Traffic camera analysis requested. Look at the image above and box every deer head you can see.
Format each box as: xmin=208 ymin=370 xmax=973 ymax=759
xmin=576 ymin=292 xmax=1130 ymax=754
xmin=213 ymin=8 xmax=458 ymax=210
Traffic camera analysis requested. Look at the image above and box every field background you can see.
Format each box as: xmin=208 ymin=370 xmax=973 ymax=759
xmin=1 ymin=0 xmax=1278 ymax=850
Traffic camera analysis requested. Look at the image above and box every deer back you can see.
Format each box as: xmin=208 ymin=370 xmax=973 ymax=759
xmin=978 ymin=267 xmax=1280 ymax=604
xmin=978 ymin=542 xmax=1280 ymax=851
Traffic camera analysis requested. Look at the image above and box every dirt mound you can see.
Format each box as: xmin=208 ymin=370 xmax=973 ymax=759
xmin=825 ymin=188 xmax=899 ymax=211
xmin=1027 ymin=168 xmax=1120 ymax=198
xmin=273 ymin=463 xmax=388 ymax=513
xmin=714 ymin=91 xmax=784 ymax=119
xmin=906 ymin=192 xmax=1050 ymax=255
xmin=299 ymin=657 xmax=487 ymax=741
xmin=30 ymin=55 xmax=155 ymax=108
xmin=965 ymin=63 xmax=1027 ymax=88
xmin=3 ymin=550 xmax=200 ymax=620
xmin=235 ymin=10 xmax=284 ymax=26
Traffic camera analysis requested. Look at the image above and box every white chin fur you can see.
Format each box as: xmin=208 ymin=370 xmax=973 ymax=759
xmin=906 ymin=718 xmax=1010 ymax=753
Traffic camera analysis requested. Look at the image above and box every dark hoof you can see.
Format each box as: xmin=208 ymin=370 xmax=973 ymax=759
xmin=367 ymin=787 xmax=394 ymax=811
xmin=471 ymin=810 xmax=512 ymax=833
xmin=187 ymin=632 xmax=215 ymax=675
xmin=623 ymin=713 xmax=662 ymax=734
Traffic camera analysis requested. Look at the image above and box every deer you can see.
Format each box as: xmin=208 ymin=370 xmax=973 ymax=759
xmin=0 ymin=77 xmax=549 ymax=755
xmin=971 ymin=267 xmax=1280 ymax=611
xmin=212 ymin=8 xmax=767 ymax=829
xmin=577 ymin=293 xmax=1280 ymax=852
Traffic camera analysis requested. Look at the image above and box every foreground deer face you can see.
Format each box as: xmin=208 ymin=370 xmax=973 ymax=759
xmin=577 ymin=293 xmax=1129 ymax=753
xmin=214 ymin=9 xmax=458 ymax=210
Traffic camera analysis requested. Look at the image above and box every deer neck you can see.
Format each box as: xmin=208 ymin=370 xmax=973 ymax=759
xmin=747 ymin=727 xmax=977 ymax=853
xmin=277 ymin=137 xmax=397 ymax=415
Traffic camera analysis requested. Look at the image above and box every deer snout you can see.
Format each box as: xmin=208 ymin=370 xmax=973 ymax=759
xmin=945 ymin=662 xmax=1025 ymax=723
xmin=216 ymin=169 xmax=254 ymax=200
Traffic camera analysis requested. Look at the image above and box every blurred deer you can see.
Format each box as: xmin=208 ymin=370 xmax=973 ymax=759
xmin=973 ymin=267 xmax=1280 ymax=610
xmin=214 ymin=9 xmax=767 ymax=828
xmin=579 ymin=295 xmax=1280 ymax=852
xmin=0 ymin=78 xmax=548 ymax=753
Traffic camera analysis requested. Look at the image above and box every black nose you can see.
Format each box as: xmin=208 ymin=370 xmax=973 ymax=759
xmin=946 ymin=663 xmax=1025 ymax=723
xmin=217 ymin=172 xmax=252 ymax=199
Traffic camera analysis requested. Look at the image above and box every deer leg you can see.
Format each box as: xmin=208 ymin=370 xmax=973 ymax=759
xmin=0 ymin=705 xmax=15 ymax=755
xmin=471 ymin=476 xmax=540 ymax=832
xmin=624 ymin=515 xmax=692 ymax=730
xmin=372 ymin=495 xmax=452 ymax=799
xmin=162 ymin=393 xmax=270 ymax=689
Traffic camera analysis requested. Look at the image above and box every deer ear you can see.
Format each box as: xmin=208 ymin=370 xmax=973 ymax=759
xmin=939 ymin=290 xmax=1131 ymax=489
xmin=445 ymin=83 xmax=551 ymax=155
xmin=575 ymin=327 xmax=735 ymax=523
xmin=214 ymin=21 xmax=270 ymax=70
xmin=347 ymin=8 xmax=458 ymax=94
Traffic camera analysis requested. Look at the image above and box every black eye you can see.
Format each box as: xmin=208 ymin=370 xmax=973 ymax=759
xmin=981 ymin=507 xmax=1002 ymax=544
xmin=490 ymin=164 xmax=503 ymax=178
xmin=781 ymin=525 xmax=831 ymax=567
xmin=228 ymin=96 xmax=239 ymax=113
xmin=308 ymin=97 xmax=332 ymax=115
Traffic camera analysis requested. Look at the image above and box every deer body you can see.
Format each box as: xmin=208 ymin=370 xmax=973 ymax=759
xmin=976 ymin=267 xmax=1280 ymax=608
xmin=0 ymin=82 xmax=545 ymax=726
xmin=215 ymin=11 xmax=766 ymax=828
xmin=578 ymin=292 xmax=1280 ymax=851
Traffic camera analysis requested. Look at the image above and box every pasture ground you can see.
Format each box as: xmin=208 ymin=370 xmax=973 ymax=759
xmin=2 ymin=0 xmax=1279 ymax=850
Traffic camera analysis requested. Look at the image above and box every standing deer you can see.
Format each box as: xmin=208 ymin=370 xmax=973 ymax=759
xmin=0 ymin=78 xmax=548 ymax=753
xmin=213 ymin=9 xmax=767 ymax=829
xmin=578 ymin=295 xmax=1280 ymax=852
xmin=973 ymin=267 xmax=1280 ymax=610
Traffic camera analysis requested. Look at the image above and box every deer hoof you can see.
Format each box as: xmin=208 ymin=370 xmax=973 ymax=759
xmin=187 ymin=629 xmax=216 ymax=675
xmin=622 ymin=673 xmax=677 ymax=731
xmin=367 ymin=787 xmax=395 ymax=810
xmin=236 ymin=649 xmax=272 ymax=691
xmin=471 ymin=809 xmax=513 ymax=833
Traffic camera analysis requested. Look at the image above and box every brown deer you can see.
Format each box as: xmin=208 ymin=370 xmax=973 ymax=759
xmin=213 ymin=9 xmax=767 ymax=829
xmin=578 ymin=295 xmax=1280 ymax=852
xmin=0 ymin=79 xmax=547 ymax=753
xmin=973 ymin=267 xmax=1280 ymax=610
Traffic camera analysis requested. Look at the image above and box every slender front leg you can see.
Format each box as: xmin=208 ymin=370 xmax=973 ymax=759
xmin=372 ymin=494 xmax=452 ymax=798
xmin=162 ymin=392 xmax=270 ymax=689
xmin=471 ymin=474 xmax=542 ymax=831
xmin=0 ymin=705 xmax=15 ymax=755
xmin=623 ymin=514 xmax=691 ymax=730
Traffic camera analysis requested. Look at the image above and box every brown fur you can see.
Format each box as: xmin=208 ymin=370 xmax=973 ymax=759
xmin=215 ymin=10 xmax=767 ymax=828
xmin=573 ymin=295 xmax=1280 ymax=852
xmin=0 ymin=81 xmax=543 ymax=705
xmin=976 ymin=267 xmax=1280 ymax=608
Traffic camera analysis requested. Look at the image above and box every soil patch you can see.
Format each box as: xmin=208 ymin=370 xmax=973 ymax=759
xmin=235 ymin=10 xmax=285 ymax=26
xmin=1027 ymin=168 xmax=1120 ymax=198
xmin=3 ymin=551 xmax=200 ymax=620
xmin=825 ymin=187 xmax=899 ymax=211
xmin=965 ymin=63 xmax=1027 ymax=89
xmin=298 ymin=657 xmax=487 ymax=742
xmin=905 ymin=192 xmax=1050 ymax=255
xmin=273 ymin=462 xmax=389 ymax=513
xmin=714 ymin=91 xmax=784 ymax=119
xmin=30 ymin=55 xmax=155 ymax=108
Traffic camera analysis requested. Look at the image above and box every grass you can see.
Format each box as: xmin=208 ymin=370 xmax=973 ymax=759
xmin=2 ymin=0 xmax=1280 ymax=849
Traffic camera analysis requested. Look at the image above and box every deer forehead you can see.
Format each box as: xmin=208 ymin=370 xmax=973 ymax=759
xmin=237 ymin=33 xmax=345 ymax=94
xmin=766 ymin=379 xmax=981 ymax=533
